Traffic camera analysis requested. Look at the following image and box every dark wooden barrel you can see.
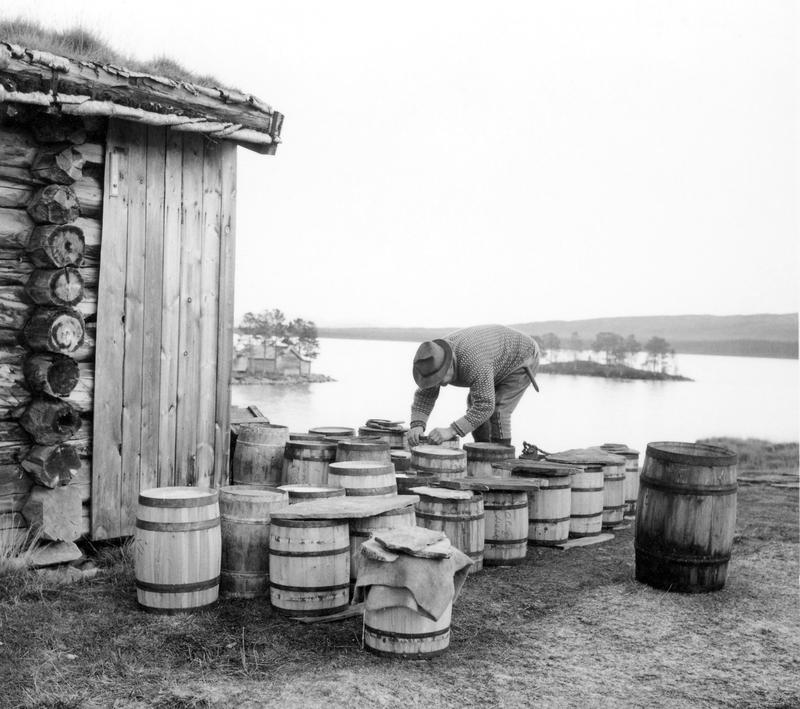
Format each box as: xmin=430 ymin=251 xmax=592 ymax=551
xmin=231 ymin=423 xmax=289 ymax=487
xmin=635 ymin=441 xmax=738 ymax=593
xmin=335 ymin=438 xmax=392 ymax=464
xmin=282 ymin=440 xmax=338 ymax=485
xmin=463 ymin=442 xmax=515 ymax=477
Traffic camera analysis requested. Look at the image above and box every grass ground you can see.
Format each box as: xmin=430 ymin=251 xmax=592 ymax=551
xmin=0 ymin=443 xmax=797 ymax=709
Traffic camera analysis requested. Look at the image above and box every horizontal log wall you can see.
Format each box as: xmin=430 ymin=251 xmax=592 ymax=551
xmin=0 ymin=116 xmax=102 ymax=543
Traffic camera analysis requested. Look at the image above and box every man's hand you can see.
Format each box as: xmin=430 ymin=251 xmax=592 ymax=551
xmin=428 ymin=426 xmax=457 ymax=444
xmin=407 ymin=425 xmax=424 ymax=447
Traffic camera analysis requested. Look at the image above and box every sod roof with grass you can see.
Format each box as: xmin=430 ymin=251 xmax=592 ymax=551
xmin=0 ymin=19 xmax=282 ymax=153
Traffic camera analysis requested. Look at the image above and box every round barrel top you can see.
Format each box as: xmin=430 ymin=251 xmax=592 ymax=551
xmin=309 ymin=426 xmax=355 ymax=436
xmin=599 ymin=443 xmax=641 ymax=457
xmin=409 ymin=486 xmax=476 ymax=500
xmin=545 ymin=448 xmax=626 ymax=466
xmin=390 ymin=450 xmax=412 ymax=460
xmin=463 ymin=442 xmax=515 ymax=456
xmin=219 ymin=485 xmax=288 ymax=501
xmin=329 ymin=460 xmax=394 ymax=473
xmin=284 ymin=439 xmax=338 ymax=451
xmin=289 ymin=432 xmax=327 ymax=441
xmin=411 ymin=445 xmax=467 ymax=460
xmin=139 ymin=486 xmax=218 ymax=507
xmin=337 ymin=438 xmax=390 ymax=450
xmin=646 ymin=441 xmax=738 ymax=467
xmin=493 ymin=459 xmax=576 ymax=477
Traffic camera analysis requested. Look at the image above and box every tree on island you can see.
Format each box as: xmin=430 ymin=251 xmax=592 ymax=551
xmin=569 ymin=332 xmax=583 ymax=360
xmin=534 ymin=332 xmax=562 ymax=361
xmin=591 ymin=332 xmax=625 ymax=364
xmin=623 ymin=334 xmax=642 ymax=366
xmin=645 ymin=336 xmax=674 ymax=373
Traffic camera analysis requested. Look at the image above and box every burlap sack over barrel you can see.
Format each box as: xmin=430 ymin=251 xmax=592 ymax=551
xmin=353 ymin=527 xmax=473 ymax=658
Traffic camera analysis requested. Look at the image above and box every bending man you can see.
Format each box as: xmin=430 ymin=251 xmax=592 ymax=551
xmin=408 ymin=324 xmax=540 ymax=447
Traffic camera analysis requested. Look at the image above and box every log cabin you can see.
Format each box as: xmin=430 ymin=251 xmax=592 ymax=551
xmin=0 ymin=40 xmax=283 ymax=542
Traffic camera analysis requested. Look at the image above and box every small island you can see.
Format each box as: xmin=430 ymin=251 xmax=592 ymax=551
xmin=534 ymin=332 xmax=692 ymax=381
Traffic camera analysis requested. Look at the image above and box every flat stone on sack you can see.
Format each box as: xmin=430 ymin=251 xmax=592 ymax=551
xmin=374 ymin=526 xmax=453 ymax=559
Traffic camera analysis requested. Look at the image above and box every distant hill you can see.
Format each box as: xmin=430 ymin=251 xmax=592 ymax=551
xmin=317 ymin=314 xmax=799 ymax=359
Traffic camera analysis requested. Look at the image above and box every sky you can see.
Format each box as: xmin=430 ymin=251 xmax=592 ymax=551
xmin=2 ymin=0 xmax=797 ymax=328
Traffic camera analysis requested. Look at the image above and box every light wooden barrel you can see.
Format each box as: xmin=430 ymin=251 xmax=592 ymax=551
xmin=278 ymin=484 xmax=346 ymax=504
xmin=483 ymin=490 xmax=528 ymax=565
xmin=309 ymin=426 xmax=355 ymax=437
xmin=390 ymin=449 xmax=412 ymax=472
xmin=503 ymin=462 xmax=573 ymax=546
xmin=328 ymin=461 xmax=398 ymax=498
xmin=567 ymin=465 xmax=604 ymax=537
xmin=358 ymin=426 xmax=409 ymax=450
xmin=413 ymin=487 xmax=484 ymax=573
xmin=282 ymin=440 xmax=338 ymax=486
xmin=463 ymin=442 xmax=515 ymax=477
xmin=395 ymin=471 xmax=441 ymax=495
xmin=335 ymin=438 xmax=392 ymax=464
xmin=410 ymin=445 xmax=467 ymax=480
xmin=364 ymin=601 xmax=452 ymax=659
xmin=601 ymin=444 xmax=641 ymax=515
xmin=134 ymin=487 xmax=221 ymax=613
xmin=268 ymin=518 xmax=350 ymax=616
xmin=219 ymin=486 xmax=288 ymax=599
xmin=349 ymin=504 xmax=416 ymax=580
xmin=635 ymin=441 xmax=738 ymax=593
xmin=601 ymin=461 xmax=627 ymax=529
xmin=231 ymin=423 xmax=290 ymax=487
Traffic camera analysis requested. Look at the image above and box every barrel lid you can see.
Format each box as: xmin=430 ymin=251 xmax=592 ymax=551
xmin=289 ymin=432 xmax=327 ymax=441
xmin=645 ymin=441 xmax=738 ymax=467
xmin=360 ymin=425 xmax=409 ymax=435
xmin=329 ymin=460 xmax=394 ymax=472
xmin=219 ymin=485 xmax=288 ymax=501
xmin=309 ymin=426 xmax=355 ymax=436
xmin=411 ymin=445 xmax=466 ymax=460
xmin=463 ymin=442 xmax=515 ymax=456
xmin=493 ymin=459 xmax=575 ymax=477
xmin=545 ymin=448 xmax=626 ymax=466
xmin=599 ymin=443 xmax=641 ymax=457
xmin=337 ymin=438 xmax=390 ymax=450
xmin=139 ymin=486 xmax=218 ymax=507
xmin=284 ymin=439 xmax=338 ymax=450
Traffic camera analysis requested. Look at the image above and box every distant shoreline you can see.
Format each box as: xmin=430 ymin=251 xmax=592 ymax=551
xmin=538 ymin=361 xmax=692 ymax=381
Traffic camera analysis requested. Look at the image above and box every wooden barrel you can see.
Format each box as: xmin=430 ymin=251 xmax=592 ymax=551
xmin=282 ymin=440 xmax=338 ymax=485
xmin=410 ymin=445 xmax=467 ymax=480
xmin=278 ymin=483 xmax=346 ymax=504
xmin=349 ymin=504 xmax=416 ymax=580
xmin=635 ymin=441 xmax=738 ymax=593
xmin=567 ymin=466 xmax=604 ymax=537
xmin=358 ymin=426 xmax=408 ymax=450
xmin=134 ymin=487 xmax=221 ymax=613
xmin=413 ymin=486 xmax=484 ymax=573
xmin=364 ymin=601 xmax=452 ymax=658
xmin=601 ymin=444 xmax=641 ymax=515
xmin=463 ymin=442 xmax=515 ymax=477
xmin=335 ymin=438 xmax=392 ymax=464
xmin=327 ymin=461 xmax=397 ymax=497
xmin=309 ymin=426 xmax=355 ymax=437
xmin=395 ymin=471 xmax=441 ymax=494
xmin=482 ymin=490 xmax=528 ymax=565
xmin=390 ymin=449 xmax=412 ymax=472
xmin=601 ymin=459 xmax=627 ymax=529
xmin=231 ymin=423 xmax=290 ymax=487
xmin=268 ymin=518 xmax=350 ymax=616
xmin=219 ymin=486 xmax=289 ymax=599
xmin=502 ymin=460 xmax=574 ymax=546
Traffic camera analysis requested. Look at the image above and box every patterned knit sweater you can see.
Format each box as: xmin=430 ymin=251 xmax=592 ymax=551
xmin=410 ymin=324 xmax=539 ymax=436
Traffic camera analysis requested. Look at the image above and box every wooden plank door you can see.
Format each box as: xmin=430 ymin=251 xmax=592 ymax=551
xmin=92 ymin=119 xmax=237 ymax=540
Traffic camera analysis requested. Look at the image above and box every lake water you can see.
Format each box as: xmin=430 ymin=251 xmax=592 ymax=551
xmin=232 ymin=338 xmax=799 ymax=457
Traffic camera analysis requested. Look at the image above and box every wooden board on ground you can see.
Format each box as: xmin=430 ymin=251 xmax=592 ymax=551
xmin=294 ymin=603 xmax=364 ymax=624
xmin=270 ymin=494 xmax=419 ymax=520
xmin=436 ymin=477 xmax=542 ymax=492
xmin=554 ymin=533 xmax=615 ymax=550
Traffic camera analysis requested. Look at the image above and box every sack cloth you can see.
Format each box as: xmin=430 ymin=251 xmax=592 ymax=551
xmin=353 ymin=538 xmax=473 ymax=621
